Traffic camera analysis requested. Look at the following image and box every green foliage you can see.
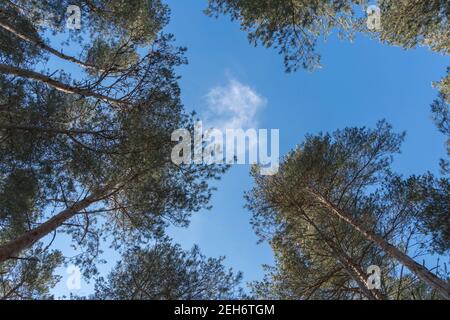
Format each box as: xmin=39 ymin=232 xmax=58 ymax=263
xmin=92 ymin=237 xmax=244 ymax=300
xmin=206 ymin=0 xmax=358 ymax=72
xmin=206 ymin=0 xmax=449 ymax=72
xmin=0 ymin=0 xmax=227 ymax=298
xmin=377 ymin=0 xmax=449 ymax=54
xmin=246 ymin=122 xmax=448 ymax=299
xmin=0 ymin=245 xmax=63 ymax=299
xmin=400 ymin=175 xmax=449 ymax=254
xmin=431 ymin=68 xmax=450 ymax=174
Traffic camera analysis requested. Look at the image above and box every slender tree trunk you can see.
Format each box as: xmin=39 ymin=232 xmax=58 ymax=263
xmin=308 ymin=188 xmax=450 ymax=300
xmin=0 ymin=64 xmax=125 ymax=106
xmin=0 ymin=184 xmax=120 ymax=263
xmin=327 ymin=239 xmax=385 ymax=300
xmin=301 ymin=211 xmax=386 ymax=300
xmin=0 ymin=13 xmax=94 ymax=71
xmin=0 ymin=12 xmax=124 ymax=73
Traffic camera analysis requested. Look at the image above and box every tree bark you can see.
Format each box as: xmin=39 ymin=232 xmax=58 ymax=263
xmin=0 ymin=12 xmax=124 ymax=73
xmin=0 ymin=184 xmax=121 ymax=264
xmin=300 ymin=210 xmax=386 ymax=300
xmin=0 ymin=14 xmax=93 ymax=70
xmin=308 ymin=188 xmax=450 ymax=300
xmin=326 ymin=238 xmax=385 ymax=300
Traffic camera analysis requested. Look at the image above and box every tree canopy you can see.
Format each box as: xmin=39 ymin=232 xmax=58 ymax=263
xmin=246 ymin=122 xmax=449 ymax=299
xmin=92 ymin=237 xmax=244 ymax=300
xmin=0 ymin=0 xmax=226 ymax=298
xmin=206 ymin=0 xmax=449 ymax=72
xmin=0 ymin=0 xmax=448 ymax=301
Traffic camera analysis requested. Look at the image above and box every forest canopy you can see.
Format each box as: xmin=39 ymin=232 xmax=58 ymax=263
xmin=0 ymin=0 xmax=448 ymax=301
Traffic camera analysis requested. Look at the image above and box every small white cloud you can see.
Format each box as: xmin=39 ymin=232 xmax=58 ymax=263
xmin=203 ymin=79 xmax=267 ymax=130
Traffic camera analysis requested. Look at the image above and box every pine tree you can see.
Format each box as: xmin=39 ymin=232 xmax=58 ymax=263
xmin=0 ymin=0 xmax=226 ymax=296
xmin=206 ymin=0 xmax=358 ymax=72
xmin=205 ymin=0 xmax=449 ymax=72
xmin=91 ymin=237 xmax=244 ymax=300
xmin=377 ymin=0 xmax=449 ymax=54
xmin=246 ymin=122 xmax=449 ymax=299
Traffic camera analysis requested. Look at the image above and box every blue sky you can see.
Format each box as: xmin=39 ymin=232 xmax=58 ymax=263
xmin=52 ymin=0 xmax=448 ymax=297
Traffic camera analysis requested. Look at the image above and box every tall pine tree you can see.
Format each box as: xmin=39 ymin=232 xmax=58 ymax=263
xmin=0 ymin=0 xmax=226 ymax=297
xmin=246 ymin=122 xmax=449 ymax=299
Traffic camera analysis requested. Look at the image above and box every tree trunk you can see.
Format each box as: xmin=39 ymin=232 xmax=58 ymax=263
xmin=0 ymin=13 xmax=93 ymax=70
xmin=327 ymin=239 xmax=385 ymax=300
xmin=308 ymin=188 xmax=450 ymax=300
xmin=0 ymin=12 xmax=124 ymax=73
xmin=301 ymin=211 xmax=386 ymax=300
xmin=0 ymin=185 xmax=118 ymax=263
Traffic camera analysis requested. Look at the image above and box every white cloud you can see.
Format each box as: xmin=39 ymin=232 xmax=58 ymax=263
xmin=203 ymin=79 xmax=267 ymax=130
